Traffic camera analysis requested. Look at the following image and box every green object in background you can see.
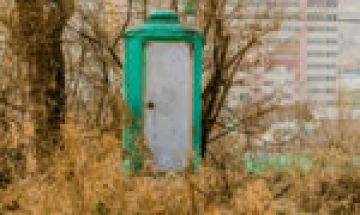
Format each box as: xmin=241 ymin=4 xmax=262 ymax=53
xmin=184 ymin=0 xmax=198 ymax=15
xmin=122 ymin=11 xmax=204 ymax=173
xmin=245 ymin=154 xmax=313 ymax=173
xmin=245 ymin=153 xmax=360 ymax=173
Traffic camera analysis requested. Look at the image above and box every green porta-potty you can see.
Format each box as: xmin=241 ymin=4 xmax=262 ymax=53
xmin=122 ymin=11 xmax=203 ymax=173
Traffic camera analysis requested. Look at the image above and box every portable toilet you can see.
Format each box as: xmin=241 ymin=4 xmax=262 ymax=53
xmin=122 ymin=11 xmax=203 ymax=173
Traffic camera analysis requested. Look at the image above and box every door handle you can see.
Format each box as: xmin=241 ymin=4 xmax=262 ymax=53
xmin=146 ymin=101 xmax=155 ymax=110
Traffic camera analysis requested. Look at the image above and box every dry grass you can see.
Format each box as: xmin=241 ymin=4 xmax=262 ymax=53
xmin=0 ymin=123 xmax=359 ymax=215
xmin=0 ymin=1 xmax=357 ymax=214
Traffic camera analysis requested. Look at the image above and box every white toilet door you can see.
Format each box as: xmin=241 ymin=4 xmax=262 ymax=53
xmin=145 ymin=42 xmax=192 ymax=171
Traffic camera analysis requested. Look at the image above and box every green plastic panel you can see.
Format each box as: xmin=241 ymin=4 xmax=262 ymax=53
xmin=244 ymin=154 xmax=360 ymax=173
xmin=245 ymin=154 xmax=313 ymax=173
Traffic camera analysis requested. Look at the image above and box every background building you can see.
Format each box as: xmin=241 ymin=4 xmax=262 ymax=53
xmin=337 ymin=63 xmax=360 ymax=118
xmin=230 ymin=0 xmax=339 ymax=117
xmin=305 ymin=0 xmax=338 ymax=109
xmin=2 ymin=0 xmax=360 ymax=119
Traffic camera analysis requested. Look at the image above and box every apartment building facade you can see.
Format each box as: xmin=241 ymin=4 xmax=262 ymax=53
xmin=0 ymin=0 xmax=343 ymax=115
xmin=305 ymin=0 xmax=338 ymax=108
xmin=229 ymin=0 xmax=339 ymax=116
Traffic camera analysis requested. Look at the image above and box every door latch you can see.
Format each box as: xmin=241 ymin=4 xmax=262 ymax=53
xmin=146 ymin=101 xmax=155 ymax=110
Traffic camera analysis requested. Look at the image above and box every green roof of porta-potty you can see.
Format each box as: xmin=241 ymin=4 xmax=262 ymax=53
xmin=123 ymin=11 xmax=202 ymax=38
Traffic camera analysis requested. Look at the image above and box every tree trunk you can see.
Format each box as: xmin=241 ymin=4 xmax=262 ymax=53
xmin=15 ymin=1 xmax=73 ymax=171
xmin=31 ymin=29 xmax=66 ymax=167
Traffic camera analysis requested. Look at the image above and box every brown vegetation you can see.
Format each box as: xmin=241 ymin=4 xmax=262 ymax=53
xmin=0 ymin=124 xmax=359 ymax=214
xmin=0 ymin=1 xmax=359 ymax=214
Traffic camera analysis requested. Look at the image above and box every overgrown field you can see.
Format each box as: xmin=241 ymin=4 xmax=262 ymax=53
xmin=0 ymin=124 xmax=359 ymax=215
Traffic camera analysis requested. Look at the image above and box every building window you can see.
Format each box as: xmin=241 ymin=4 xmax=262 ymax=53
xmin=307 ymin=63 xmax=337 ymax=70
xmin=307 ymin=13 xmax=337 ymax=21
xmin=253 ymin=88 xmax=261 ymax=94
xmin=264 ymin=80 xmax=274 ymax=86
xmin=307 ymin=26 xmax=337 ymax=32
xmin=307 ymin=51 xmax=337 ymax=57
xmin=307 ymin=0 xmax=338 ymax=8
xmin=240 ymin=93 xmax=250 ymax=101
xmin=307 ymin=76 xmax=336 ymax=81
xmin=308 ymin=88 xmax=336 ymax=94
xmin=308 ymin=38 xmax=337 ymax=45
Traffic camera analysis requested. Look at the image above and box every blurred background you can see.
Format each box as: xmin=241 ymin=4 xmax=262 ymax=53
xmin=0 ymin=0 xmax=359 ymax=214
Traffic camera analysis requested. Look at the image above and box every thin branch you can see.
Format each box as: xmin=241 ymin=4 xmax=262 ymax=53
xmin=112 ymin=0 xmax=133 ymax=49
xmin=66 ymin=24 xmax=123 ymax=69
